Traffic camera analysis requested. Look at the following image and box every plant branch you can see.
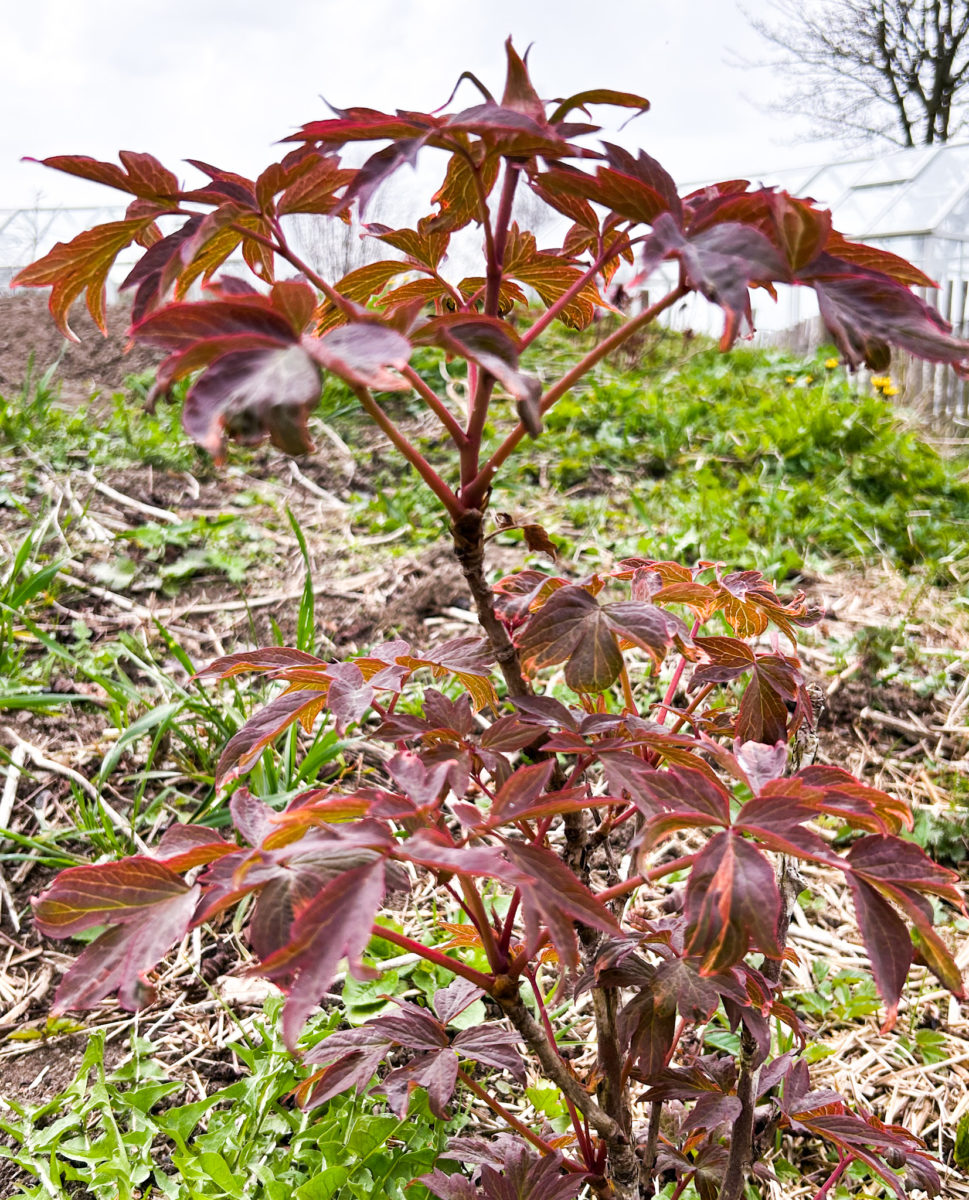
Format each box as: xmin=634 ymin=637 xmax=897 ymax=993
xmin=455 ymin=1068 xmax=585 ymax=1171
xmin=352 ymin=385 xmax=463 ymax=518
xmin=493 ymin=980 xmax=624 ymax=1143
xmin=451 ymin=508 xmax=528 ymax=696
xmin=485 ymin=164 xmax=519 ymax=317
xmin=240 ymin=223 xmax=360 ymax=319
xmin=400 ymin=365 xmax=469 ymax=447
xmin=519 ymin=238 xmax=629 ymax=349
xmin=719 ymin=1026 xmax=760 ymax=1200
xmin=525 ymin=965 xmax=595 ymax=1169
xmin=371 ymin=924 xmax=493 ymax=990
xmin=466 ymin=283 xmax=688 ymax=506
xmin=460 ymin=876 xmax=504 ymax=973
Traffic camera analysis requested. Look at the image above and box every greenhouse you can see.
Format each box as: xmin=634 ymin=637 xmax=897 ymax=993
xmin=668 ymin=141 xmax=969 ymax=423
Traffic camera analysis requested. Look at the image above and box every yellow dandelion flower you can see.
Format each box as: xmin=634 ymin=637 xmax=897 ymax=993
xmin=870 ymin=374 xmax=892 ymax=389
xmin=785 ymin=375 xmax=796 ymax=384
xmin=824 ymin=357 xmax=839 ymax=369
xmin=883 ymin=384 xmax=900 ymax=396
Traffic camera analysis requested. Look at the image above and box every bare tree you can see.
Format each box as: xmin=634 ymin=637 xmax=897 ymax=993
xmin=746 ymin=0 xmax=969 ymax=147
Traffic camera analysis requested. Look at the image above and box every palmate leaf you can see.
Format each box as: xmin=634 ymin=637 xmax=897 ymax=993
xmin=503 ymin=224 xmax=606 ymax=330
xmin=13 ymin=216 xmax=159 ymax=338
xmin=183 ymin=344 xmax=323 ymax=459
xmin=422 ymin=1146 xmax=585 ymax=1200
xmin=684 ymin=831 xmax=782 ymax=973
xmin=517 ymin=584 xmax=690 ymax=693
xmin=25 ymin=151 xmax=179 ymax=201
xmin=781 ymin=1061 xmax=941 ymax=1200
xmin=33 ymin=859 xmax=199 ymax=1011
xmin=641 ymin=212 xmax=788 ymax=351
xmin=425 ymin=144 xmax=501 ymax=234
xmin=501 ymin=841 xmax=620 ymax=967
xmin=215 ymin=687 xmax=330 ymax=783
xmin=843 ymin=834 xmax=965 ymax=1015
xmin=810 ymin=271 xmax=969 ymax=376
xmin=259 ymin=858 xmax=387 ymax=1049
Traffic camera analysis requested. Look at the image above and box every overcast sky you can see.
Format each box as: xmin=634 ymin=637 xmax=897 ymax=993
xmin=4 ymin=0 xmax=846 ymax=215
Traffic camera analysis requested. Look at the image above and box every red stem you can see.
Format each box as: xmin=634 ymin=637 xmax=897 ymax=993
xmin=400 ymin=365 xmax=468 ymax=446
xmin=351 ymin=385 xmax=463 ymax=518
xmin=656 ymin=618 xmax=702 ymax=727
xmin=465 ymin=283 xmax=688 ymax=507
xmin=519 ymin=238 xmax=628 ymax=349
xmin=813 ymin=1153 xmax=853 ymax=1200
xmin=241 ymin=223 xmax=360 ymax=319
xmin=371 ymin=924 xmax=493 ymax=990
xmin=525 ymin=964 xmax=595 ymax=1169
xmin=456 ymin=1068 xmax=586 ymax=1171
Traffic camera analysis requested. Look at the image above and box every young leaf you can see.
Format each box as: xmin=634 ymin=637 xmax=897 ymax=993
xmin=517 ymin=585 xmax=689 ymax=692
xmin=259 ymin=858 xmax=387 ymax=1048
xmin=13 ymin=217 xmax=158 ymax=338
xmin=684 ymin=832 xmax=781 ymax=973
xmin=33 ymin=859 xmax=199 ymax=1011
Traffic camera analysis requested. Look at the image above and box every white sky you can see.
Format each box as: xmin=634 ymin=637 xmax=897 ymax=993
xmin=4 ymin=0 xmax=844 ymax=214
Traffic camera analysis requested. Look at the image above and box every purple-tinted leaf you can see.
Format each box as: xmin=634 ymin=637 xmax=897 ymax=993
xmin=13 ymin=217 xmax=158 ymax=339
xmin=398 ymin=829 xmax=510 ymax=878
xmin=684 ymin=832 xmax=781 ymax=972
xmin=32 ymin=860 xmax=200 ymax=1012
xmin=372 ymin=998 xmax=449 ymax=1051
xmin=733 ymin=794 xmax=833 ymax=862
xmin=215 ymin=688 xmax=329 ymax=783
xmin=846 ymin=834 xmax=963 ymax=904
xmin=621 ymin=990 xmax=676 ymax=1079
xmin=639 ymin=766 xmax=732 ymax=844
xmin=734 ymin=739 xmax=788 ymax=793
xmin=34 ymin=858 xmax=195 ymax=937
xmin=479 ymin=714 xmax=546 ymax=751
xmin=476 ymin=1145 xmax=586 ymax=1200
xmin=489 ymin=760 xmax=554 ymax=822
xmin=847 ymin=877 xmax=912 ymax=1029
xmin=49 ymin=888 xmax=199 ymax=1012
xmin=259 ymin=859 xmax=386 ymax=1048
xmin=517 ymin=585 xmax=685 ymax=693
xmin=650 ymin=957 xmax=745 ymax=1022
xmin=381 ymin=1048 xmax=459 ymax=1119
xmin=119 ymin=216 xmax=202 ymax=323
xmin=433 ymin=976 xmax=484 ymax=1026
xmin=301 ymin=322 xmax=411 ymax=391
xmin=323 ymin=661 xmax=374 ymax=731
xmin=422 ymin=689 xmax=474 ymax=737
xmin=152 ymin=824 xmax=235 ymax=871
xmin=682 ymin=1093 xmax=743 ymax=1134
xmin=230 ymin=789 xmax=276 ymax=847
xmin=194 ymin=646 xmax=326 ymax=681
xmin=793 ymin=766 xmax=911 ymax=833
xmin=502 ymin=841 xmax=620 ymax=967
xmin=548 ymin=90 xmax=651 ymax=125
xmin=452 ymin=1026 xmax=526 ymax=1084
xmin=737 ymin=660 xmax=796 ymax=747
xmin=421 ymin=1170 xmax=479 ymax=1200
xmin=387 ymin=751 xmax=454 ymax=808
xmin=183 ymin=345 xmax=322 ymax=460
xmin=397 ymin=637 xmax=498 ymax=712
xmin=810 ymin=272 xmax=969 ymax=376
xmin=417 ymin=315 xmax=541 ymax=427
xmin=296 ymin=1049 xmax=385 ymax=1110
xmin=689 ymin=636 xmax=755 ymax=688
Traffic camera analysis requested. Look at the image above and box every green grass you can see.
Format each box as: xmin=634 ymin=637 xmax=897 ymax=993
xmin=0 ymin=1003 xmax=459 ymax=1200
xmin=503 ymin=337 xmax=969 ymax=581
